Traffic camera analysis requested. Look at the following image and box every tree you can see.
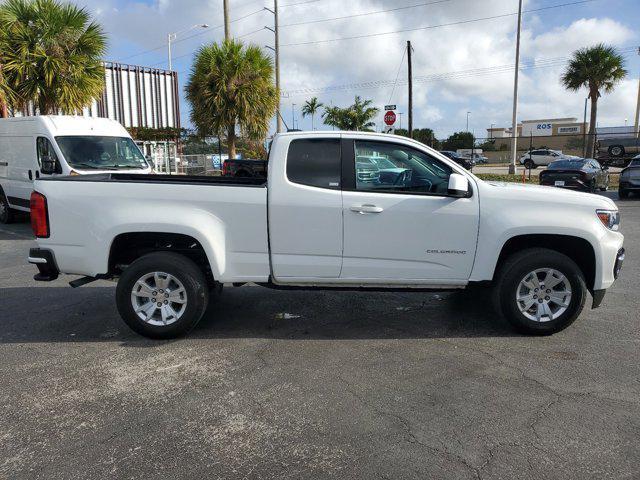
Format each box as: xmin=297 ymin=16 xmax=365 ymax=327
xmin=442 ymin=131 xmax=474 ymax=151
xmin=0 ymin=0 xmax=106 ymax=115
xmin=562 ymin=44 xmax=627 ymax=157
xmin=322 ymin=96 xmax=378 ymax=131
xmin=395 ymin=127 xmax=441 ymax=149
xmin=301 ymin=96 xmax=323 ymax=130
xmin=186 ymin=40 xmax=277 ymax=159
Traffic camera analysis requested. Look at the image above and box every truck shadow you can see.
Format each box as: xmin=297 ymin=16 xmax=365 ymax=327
xmin=0 ymin=285 xmax=517 ymax=344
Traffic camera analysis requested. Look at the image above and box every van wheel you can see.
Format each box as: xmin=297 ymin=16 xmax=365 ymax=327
xmin=116 ymin=252 xmax=209 ymax=339
xmin=0 ymin=191 xmax=15 ymax=224
xmin=493 ymin=248 xmax=587 ymax=335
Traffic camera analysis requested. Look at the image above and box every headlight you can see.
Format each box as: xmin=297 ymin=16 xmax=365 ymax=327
xmin=596 ymin=210 xmax=620 ymax=231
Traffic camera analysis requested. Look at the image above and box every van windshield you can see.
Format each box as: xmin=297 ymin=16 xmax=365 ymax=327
xmin=55 ymin=136 xmax=148 ymax=170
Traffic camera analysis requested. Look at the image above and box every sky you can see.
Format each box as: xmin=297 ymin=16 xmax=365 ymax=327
xmin=86 ymin=0 xmax=639 ymax=139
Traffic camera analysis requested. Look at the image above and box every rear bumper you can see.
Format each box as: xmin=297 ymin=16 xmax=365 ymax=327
xmin=540 ymin=178 xmax=590 ymax=191
xmin=28 ymin=248 xmax=59 ymax=281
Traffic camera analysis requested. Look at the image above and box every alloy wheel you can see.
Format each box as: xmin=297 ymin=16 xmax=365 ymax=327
xmin=516 ymin=268 xmax=572 ymax=322
xmin=130 ymin=271 xmax=188 ymax=326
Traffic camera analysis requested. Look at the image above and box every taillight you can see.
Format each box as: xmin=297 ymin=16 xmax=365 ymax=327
xmin=30 ymin=192 xmax=49 ymax=238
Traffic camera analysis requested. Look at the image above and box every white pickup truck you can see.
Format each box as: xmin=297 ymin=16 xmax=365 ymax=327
xmin=28 ymin=132 xmax=625 ymax=338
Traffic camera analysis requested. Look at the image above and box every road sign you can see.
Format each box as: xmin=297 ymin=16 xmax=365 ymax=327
xmin=384 ymin=104 xmax=397 ymax=111
xmin=384 ymin=126 xmax=395 ymax=135
xmin=384 ymin=110 xmax=397 ymax=126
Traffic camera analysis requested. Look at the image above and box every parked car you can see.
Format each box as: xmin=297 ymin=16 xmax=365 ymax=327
xmin=29 ymin=131 xmax=624 ymax=339
xmin=519 ymin=149 xmax=565 ymax=169
xmin=222 ymin=159 xmax=267 ymax=178
xmin=439 ymin=151 xmax=474 ymax=170
xmin=466 ymin=152 xmax=489 ymax=164
xmin=597 ymin=136 xmax=640 ymax=158
xmin=618 ymin=154 xmax=640 ymax=199
xmin=539 ymin=158 xmax=609 ymax=193
xmin=356 ymin=155 xmax=412 ymax=186
xmin=0 ymin=116 xmax=151 ymax=224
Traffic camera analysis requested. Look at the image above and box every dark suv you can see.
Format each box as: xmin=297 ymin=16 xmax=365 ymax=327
xmin=438 ymin=151 xmax=474 ymax=170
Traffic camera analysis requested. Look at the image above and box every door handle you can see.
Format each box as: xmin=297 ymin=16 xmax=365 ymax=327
xmin=350 ymin=204 xmax=384 ymax=214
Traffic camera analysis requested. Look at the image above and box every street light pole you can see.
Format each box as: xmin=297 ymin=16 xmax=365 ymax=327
xmin=634 ymin=46 xmax=640 ymax=138
xmin=291 ymin=103 xmax=296 ymax=130
xmin=583 ymin=97 xmax=588 ymax=157
xmin=167 ymin=24 xmax=209 ymax=71
xmin=509 ymin=0 xmax=523 ymax=175
xmin=466 ymin=111 xmax=471 ymax=132
xmin=265 ymin=1 xmax=283 ymax=133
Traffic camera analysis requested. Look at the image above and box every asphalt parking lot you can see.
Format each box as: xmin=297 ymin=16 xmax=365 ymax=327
xmin=1 ymin=193 xmax=639 ymax=479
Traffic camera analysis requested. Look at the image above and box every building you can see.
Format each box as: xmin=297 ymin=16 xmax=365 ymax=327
xmin=15 ymin=61 xmax=181 ymax=170
xmin=487 ymin=117 xmax=588 ymax=139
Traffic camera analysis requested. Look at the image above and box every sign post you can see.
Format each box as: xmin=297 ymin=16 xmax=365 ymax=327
xmin=384 ymin=109 xmax=397 ymax=135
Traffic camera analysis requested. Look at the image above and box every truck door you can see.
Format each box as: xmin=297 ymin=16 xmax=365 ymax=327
xmin=268 ymin=135 xmax=343 ymax=280
xmin=340 ymin=138 xmax=479 ymax=282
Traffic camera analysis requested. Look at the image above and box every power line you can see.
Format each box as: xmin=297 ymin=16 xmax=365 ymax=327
xmin=388 ymin=47 xmax=407 ymax=104
xmin=280 ymin=0 xmax=454 ymax=28
xmin=281 ymin=0 xmax=599 ymax=47
xmin=281 ymin=48 xmax=638 ymax=97
xmin=280 ymin=0 xmax=322 ymax=7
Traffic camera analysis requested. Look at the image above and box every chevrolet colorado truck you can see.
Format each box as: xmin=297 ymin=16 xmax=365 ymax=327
xmin=28 ymin=132 xmax=625 ymax=339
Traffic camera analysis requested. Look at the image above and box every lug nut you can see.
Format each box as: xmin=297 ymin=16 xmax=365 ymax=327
xmin=546 ymin=289 xmax=551 ymax=293
xmin=534 ymin=288 xmax=539 ymax=292
xmin=538 ymin=299 xmax=544 ymax=303
xmin=164 ymin=300 xmax=168 ymax=304
xmin=157 ymin=302 xmax=162 ymax=307
xmin=533 ymin=295 xmax=537 ymax=299
xmin=165 ymin=293 xmax=169 ymax=298
xmin=159 ymin=289 xmax=164 ymax=294
xmin=153 ymin=291 xmax=157 ymax=296
xmin=545 ymin=296 xmax=550 ymax=300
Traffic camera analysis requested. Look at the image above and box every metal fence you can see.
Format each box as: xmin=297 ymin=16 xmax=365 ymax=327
xmin=438 ymin=132 xmax=640 ymax=166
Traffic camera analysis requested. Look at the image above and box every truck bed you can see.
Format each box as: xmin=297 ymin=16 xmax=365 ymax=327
xmin=34 ymin=173 xmax=270 ymax=282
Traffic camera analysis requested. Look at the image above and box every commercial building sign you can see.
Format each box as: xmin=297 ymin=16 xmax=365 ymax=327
xmin=558 ymin=126 xmax=581 ymax=134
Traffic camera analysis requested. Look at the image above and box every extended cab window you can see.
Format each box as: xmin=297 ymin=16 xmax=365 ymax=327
xmin=286 ymin=138 xmax=341 ymax=189
xmin=354 ymin=141 xmax=452 ymax=195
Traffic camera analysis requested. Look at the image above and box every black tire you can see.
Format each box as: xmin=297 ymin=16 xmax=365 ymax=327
xmin=116 ymin=252 xmax=209 ymax=339
xmin=608 ymin=145 xmax=624 ymax=157
xmin=524 ymin=159 xmax=536 ymax=170
xmin=0 ymin=190 xmax=15 ymax=224
xmin=493 ymin=248 xmax=587 ymax=335
xmin=618 ymin=188 xmax=629 ymax=199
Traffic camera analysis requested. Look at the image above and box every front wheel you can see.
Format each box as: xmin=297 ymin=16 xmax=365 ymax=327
xmin=116 ymin=252 xmax=210 ymax=339
xmin=493 ymin=248 xmax=587 ymax=335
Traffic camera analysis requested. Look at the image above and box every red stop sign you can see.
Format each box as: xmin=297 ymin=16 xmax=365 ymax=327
xmin=384 ymin=110 xmax=396 ymax=126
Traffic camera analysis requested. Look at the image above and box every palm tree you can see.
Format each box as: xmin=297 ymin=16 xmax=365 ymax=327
xmin=186 ymin=40 xmax=277 ymax=159
xmin=322 ymin=96 xmax=379 ymax=131
xmin=562 ymin=44 xmax=627 ymax=157
xmin=301 ymin=97 xmax=323 ymax=130
xmin=0 ymin=0 xmax=107 ymax=115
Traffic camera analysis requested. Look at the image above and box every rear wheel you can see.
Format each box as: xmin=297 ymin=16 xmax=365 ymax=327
xmin=524 ymin=159 xmax=536 ymax=170
xmin=493 ymin=248 xmax=587 ymax=335
xmin=608 ymin=145 xmax=625 ymax=157
xmin=0 ymin=191 xmax=15 ymax=224
xmin=116 ymin=252 xmax=209 ymax=339
xmin=618 ymin=188 xmax=629 ymax=199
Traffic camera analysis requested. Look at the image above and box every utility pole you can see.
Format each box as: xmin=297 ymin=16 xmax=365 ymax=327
xmin=509 ymin=0 xmax=523 ymax=175
xmin=265 ymin=0 xmax=283 ymax=133
xmin=466 ymin=111 xmax=471 ymax=132
xmin=407 ymin=41 xmax=413 ymax=139
xmin=582 ymin=97 xmax=588 ymax=157
xmin=223 ymin=0 xmax=230 ymax=40
xmin=291 ymin=103 xmax=296 ymax=130
xmin=634 ymin=46 xmax=640 ymax=138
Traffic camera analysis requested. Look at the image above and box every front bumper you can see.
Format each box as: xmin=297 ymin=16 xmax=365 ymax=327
xmin=592 ymin=248 xmax=625 ymax=309
xmin=28 ymin=248 xmax=60 ymax=281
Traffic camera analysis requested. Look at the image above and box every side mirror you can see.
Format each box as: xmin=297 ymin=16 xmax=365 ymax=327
xmin=448 ymin=173 xmax=470 ymax=198
xmin=40 ymin=156 xmax=57 ymax=175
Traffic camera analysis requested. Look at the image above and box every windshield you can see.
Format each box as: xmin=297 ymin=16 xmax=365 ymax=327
xmin=549 ymin=160 xmax=585 ymax=169
xmin=55 ymin=136 xmax=149 ymax=170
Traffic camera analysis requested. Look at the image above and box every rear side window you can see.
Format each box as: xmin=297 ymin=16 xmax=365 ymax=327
xmin=286 ymin=138 xmax=341 ymax=189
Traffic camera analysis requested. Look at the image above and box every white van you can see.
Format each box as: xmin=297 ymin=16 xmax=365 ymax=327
xmin=0 ymin=115 xmax=151 ymax=223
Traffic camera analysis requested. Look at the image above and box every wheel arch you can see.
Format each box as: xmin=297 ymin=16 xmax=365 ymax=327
xmin=493 ymin=234 xmax=596 ymax=290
